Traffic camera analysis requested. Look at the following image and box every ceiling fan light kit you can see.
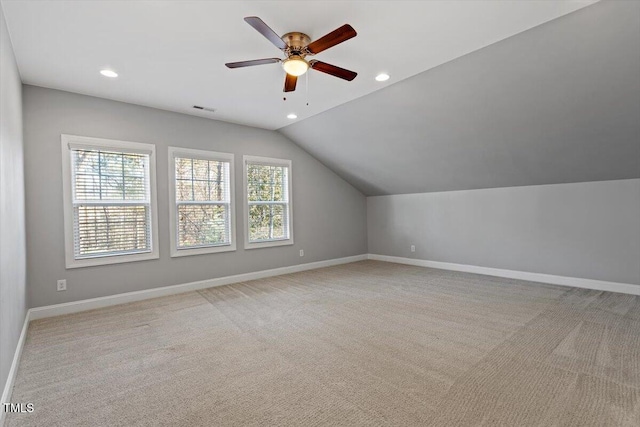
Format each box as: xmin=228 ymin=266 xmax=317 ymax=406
xmin=225 ymin=17 xmax=358 ymax=92
xmin=282 ymin=55 xmax=309 ymax=77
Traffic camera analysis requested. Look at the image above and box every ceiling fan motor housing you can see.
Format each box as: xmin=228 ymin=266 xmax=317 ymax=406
xmin=281 ymin=32 xmax=312 ymax=57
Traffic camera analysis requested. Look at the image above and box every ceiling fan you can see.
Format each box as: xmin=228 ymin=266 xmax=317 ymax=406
xmin=225 ymin=17 xmax=358 ymax=92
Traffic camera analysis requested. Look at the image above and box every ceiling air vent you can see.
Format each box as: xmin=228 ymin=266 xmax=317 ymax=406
xmin=193 ymin=105 xmax=216 ymax=113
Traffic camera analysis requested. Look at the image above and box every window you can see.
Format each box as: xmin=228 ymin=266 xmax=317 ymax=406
xmin=169 ymin=147 xmax=235 ymax=256
xmin=243 ymin=155 xmax=293 ymax=249
xmin=61 ymin=135 xmax=159 ymax=268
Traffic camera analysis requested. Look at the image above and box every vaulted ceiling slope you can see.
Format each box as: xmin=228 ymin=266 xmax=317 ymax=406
xmin=1 ymin=0 xmax=596 ymax=130
xmin=279 ymin=1 xmax=640 ymax=196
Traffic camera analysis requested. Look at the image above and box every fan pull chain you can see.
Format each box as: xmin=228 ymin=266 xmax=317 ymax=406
xmin=306 ymin=72 xmax=309 ymax=106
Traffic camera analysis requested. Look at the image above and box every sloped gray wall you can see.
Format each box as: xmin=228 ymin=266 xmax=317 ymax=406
xmin=281 ymin=1 xmax=640 ymax=196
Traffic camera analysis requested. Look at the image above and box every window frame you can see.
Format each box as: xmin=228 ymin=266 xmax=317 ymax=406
xmin=168 ymin=147 xmax=236 ymax=257
xmin=61 ymin=134 xmax=160 ymax=269
xmin=243 ymin=155 xmax=293 ymax=250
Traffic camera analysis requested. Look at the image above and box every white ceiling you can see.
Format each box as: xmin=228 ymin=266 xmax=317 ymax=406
xmin=2 ymin=0 xmax=598 ymax=130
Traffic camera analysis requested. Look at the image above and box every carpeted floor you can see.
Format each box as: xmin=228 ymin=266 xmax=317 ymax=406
xmin=6 ymin=260 xmax=640 ymax=426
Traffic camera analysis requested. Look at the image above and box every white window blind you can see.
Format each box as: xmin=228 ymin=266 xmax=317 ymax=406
xmin=174 ymin=156 xmax=232 ymax=249
xmin=62 ymin=135 xmax=158 ymax=268
xmin=71 ymin=148 xmax=152 ymax=258
xmin=245 ymin=158 xmax=292 ymax=246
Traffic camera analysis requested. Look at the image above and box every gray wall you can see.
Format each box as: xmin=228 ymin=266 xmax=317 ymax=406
xmin=1 ymin=4 xmax=27 ymax=399
xmin=368 ymin=179 xmax=640 ymax=285
xmin=23 ymin=85 xmax=367 ymax=308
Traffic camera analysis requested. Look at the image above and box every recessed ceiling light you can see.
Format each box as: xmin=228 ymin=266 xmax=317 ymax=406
xmin=287 ymin=113 xmax=298 ymax=119
xmin=375 ymin=73 xmax=390 ymax=82
xmin=100 ymin=69 xmax=118 ymax=78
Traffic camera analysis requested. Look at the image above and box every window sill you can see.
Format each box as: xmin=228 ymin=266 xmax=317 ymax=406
xmin=65 ymin=250 xmax=159 ymax=269
xmin=244 ymin=238 xmax=294 ymax=250
xmin=171 ymin=243 xmax=237 ymax=258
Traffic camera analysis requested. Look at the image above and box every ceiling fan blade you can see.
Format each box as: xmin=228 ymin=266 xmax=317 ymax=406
xmin=309 ymin=60 xmax=357 ymax=81
xmin=225 ymin=58 xmax=281 ymax=68
xmin=244 ymin=16 xmax=287 ymax=50
xmin=306 ymin=24 xmax=357 ymax=55
xmin=284 ymin=74 xmax=298 ymax=92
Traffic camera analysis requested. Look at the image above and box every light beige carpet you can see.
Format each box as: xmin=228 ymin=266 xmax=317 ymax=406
xmin=6 ymin=260 xmax=640 ymax=426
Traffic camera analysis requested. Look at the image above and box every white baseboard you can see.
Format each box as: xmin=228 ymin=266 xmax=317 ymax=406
xmin=29 ymin=254 xmax=368 ymax=320
xmin=367 ymin=254 xmax=640 ymax=296
xmin=28 ymin=253 xmax=640 ymax=320
xmin=1 ymin=309 xmax=30 ymax=425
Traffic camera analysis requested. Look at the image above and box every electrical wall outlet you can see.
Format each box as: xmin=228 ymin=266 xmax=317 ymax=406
xmin=57 ymin=279 xmax=67 ymax=291
xmin=299 ymin=249 xmax=304 ymax=257
xmin=411 ymin=245 xmax=416 ymax=253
